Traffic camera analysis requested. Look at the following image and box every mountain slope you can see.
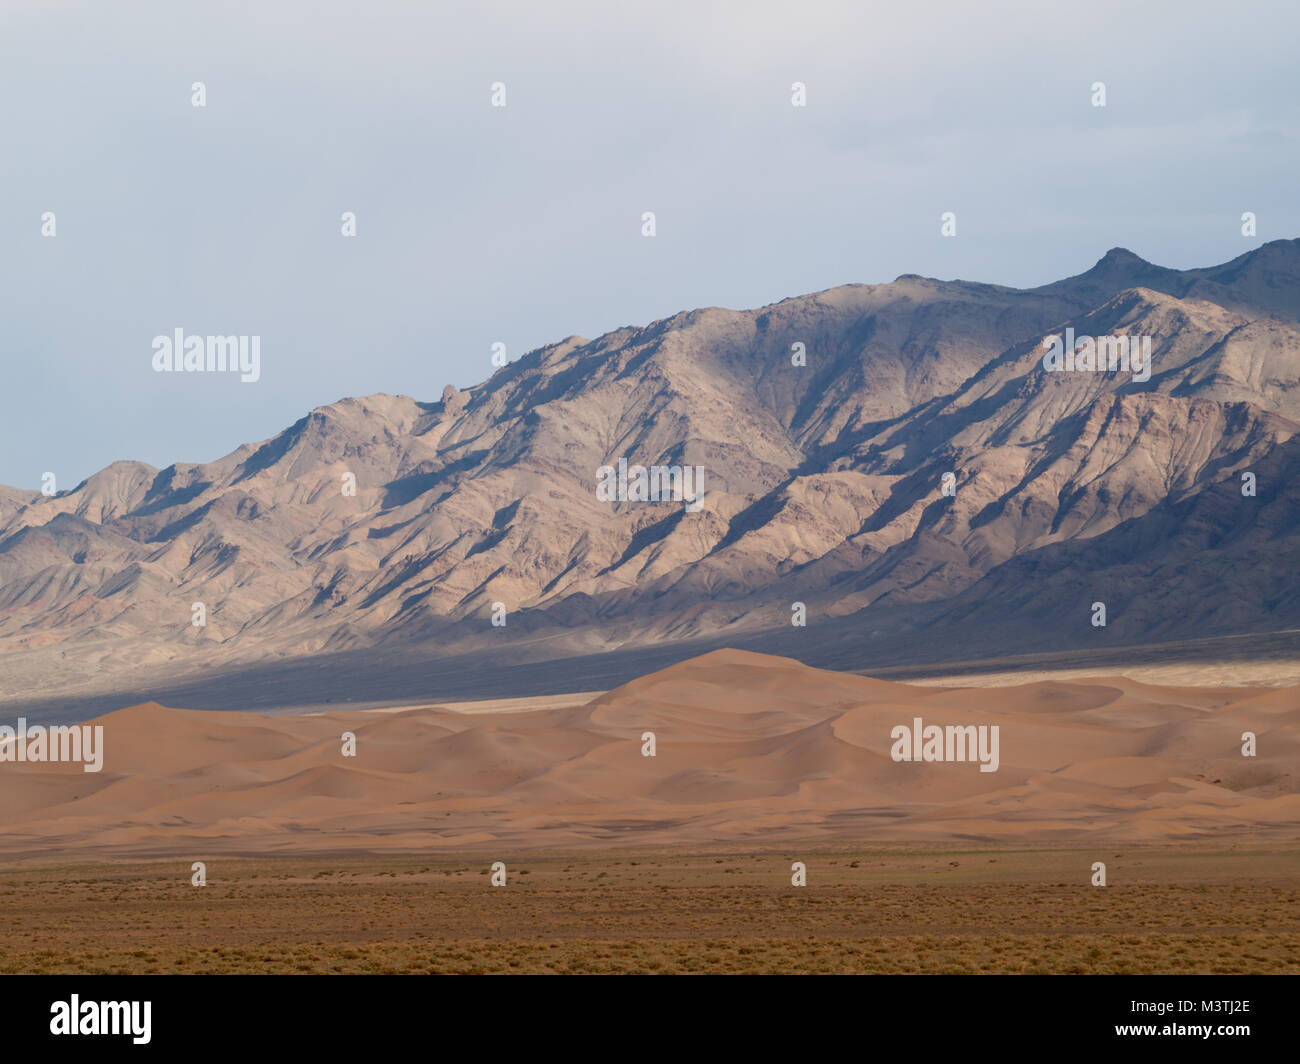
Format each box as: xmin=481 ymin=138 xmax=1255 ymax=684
xmin=2 ymin=242 xmax=1299 ymax=710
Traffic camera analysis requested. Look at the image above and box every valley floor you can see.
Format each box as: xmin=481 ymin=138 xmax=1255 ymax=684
xmin=2 ymin=846 xmax=1296 ymax=975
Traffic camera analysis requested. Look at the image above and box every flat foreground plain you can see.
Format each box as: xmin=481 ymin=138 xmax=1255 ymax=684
xmin=2 ymin=846 xmax=1296 ymax=974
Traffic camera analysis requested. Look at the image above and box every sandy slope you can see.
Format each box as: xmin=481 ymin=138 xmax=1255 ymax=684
xmin=1 ymin=649 xmax=1295 ymax=857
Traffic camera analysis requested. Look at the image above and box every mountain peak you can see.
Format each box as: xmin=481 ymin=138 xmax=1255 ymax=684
xmin=1091 ymin=247 xmax=1151 ymax=271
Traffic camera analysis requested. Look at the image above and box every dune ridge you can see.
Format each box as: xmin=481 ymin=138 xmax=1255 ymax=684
xmin=1 ymin=650 xmax=1295 ymax=857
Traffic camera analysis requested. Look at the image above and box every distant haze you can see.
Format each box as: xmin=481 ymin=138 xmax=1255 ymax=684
xmin=1 ymin=0 xmax=1297 ymax=488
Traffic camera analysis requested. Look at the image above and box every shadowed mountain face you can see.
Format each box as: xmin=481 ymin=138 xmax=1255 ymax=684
xmin=2 ymin=242 xmax=1299 ymax=711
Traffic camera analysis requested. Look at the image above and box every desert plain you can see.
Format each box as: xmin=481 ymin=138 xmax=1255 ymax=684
xmin=1 ymin=649 xmax=1297 ymax=973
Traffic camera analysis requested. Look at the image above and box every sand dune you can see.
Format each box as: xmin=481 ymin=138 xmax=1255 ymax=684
xmin=0 ymin=649 xmax=1296 ymax=857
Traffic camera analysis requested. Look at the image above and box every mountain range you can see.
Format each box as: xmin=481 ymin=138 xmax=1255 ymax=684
xmin=3 ymin=241 xmax=1299 ymax=718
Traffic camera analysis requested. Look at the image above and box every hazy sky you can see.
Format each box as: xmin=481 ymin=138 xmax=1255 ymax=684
xmin=2 ymin=0 xmax=1296 ymax=488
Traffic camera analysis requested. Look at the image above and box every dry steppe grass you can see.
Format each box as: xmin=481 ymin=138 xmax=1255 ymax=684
xmin=1 ymin=845 xmax=1295 ymax=974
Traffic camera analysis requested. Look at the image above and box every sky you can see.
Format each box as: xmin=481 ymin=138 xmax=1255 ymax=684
xmin=1 ymin=0 xmax=1297 ymax=488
